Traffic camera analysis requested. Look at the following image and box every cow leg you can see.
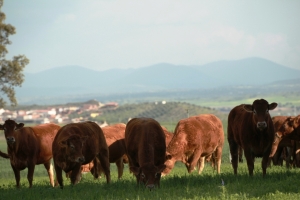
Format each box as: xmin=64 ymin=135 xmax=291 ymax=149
xmin=197 ymin=157 xmax=205 ymax=174
xmin=70 ymin=164 xmax=82 ymax=185
xmin=115 ymin=158 xmax=124 ymax=179
xmin=11 ymin=164 xmax=21 ymax=188
xmin=92 ymin=158 xmax=101 ymax=179
xmin=285 ymin=147 xmax=292 ymax=168
xmin=238 ymin=147 xmax=243 ymax=163
xmin=27 ymin=162 xmax=35 ymax=188
xmin=262 ymin=150 xmax=272 ymax=177
xmin=44 ymin=161 xmax=54 ymax=187
xmin=54 ymin=163 xmax=64 ymax=189
xmin=228 ymin=139 xmax=239 ymax=175
xmin=214 ymin=146 xmax=222 ymax=174
xmin=97 ymin=149 xmax=111 ymax=183
xmin=186 ymin=150 xmax=202 ymax=173
xmin=244 ymin=149 xmax=254 ymax=176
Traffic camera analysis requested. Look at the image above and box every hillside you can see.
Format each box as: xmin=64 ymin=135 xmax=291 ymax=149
xmin=90 ymin=101 xmax=228 ymax=131
xmin=14 ymin=57 xmax=300 ymax=105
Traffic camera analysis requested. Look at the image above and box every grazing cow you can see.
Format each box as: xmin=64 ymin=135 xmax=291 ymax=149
xmin=101 ymin=123 xmax=127 ymax=179
xmin=227 ymin=99 xmax=277 ymax=176
xmin=270 ymin=115 xmax=300 ymax=159
xmin=52 ymin=121 xmax=110 ymax=188
xmin=0 ymin=119 xmax=60 ymax=188
xmin=163 ymin=114 xmax=224 ymax=176
xmin=71 ymin=123 xmax=127 ymax=179
xmin=161 ymin=126 xmax=174 ymax=146
xmin=125 ymin=118 xmax=167 ymax=190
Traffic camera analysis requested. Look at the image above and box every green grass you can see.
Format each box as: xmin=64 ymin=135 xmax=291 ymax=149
xmin=1 ymin=133 xmax=300 ymax=200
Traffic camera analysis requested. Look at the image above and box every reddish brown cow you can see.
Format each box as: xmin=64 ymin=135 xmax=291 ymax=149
xmin=163 ymin=114 xmax=224 ymax=176
xmin=270 ymin=116 xmax=296 ymax=167
xmin=0 ymin=119 xmax=60 ymax=188
xmin=101 ymin=123 xmax=127 ymax=179
xmin=161 ymin=126 xmax=174 ymax=146
xmin=125 ymin=118 xmax=167 ymax=190
xmin=52 ymin=121 xmax=110 ymax=188
xmin=228 ymin=99 xmax=277 ymax=176
xmin=270 ymin=115 xmax=300 ymax=159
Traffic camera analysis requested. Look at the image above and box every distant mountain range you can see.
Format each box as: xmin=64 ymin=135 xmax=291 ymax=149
xmin=15 ymin=57 xmax=300 ymax=104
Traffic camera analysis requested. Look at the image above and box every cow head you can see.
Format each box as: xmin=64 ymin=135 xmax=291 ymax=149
xmin=130 ymin=163 xmax=166 ymax=190
xmin=59 ymin=135 xmax=88 ymax=163
xmin=243 ymin=99 xmax=277 ymax=131
xmin=0 ymin=119 xmax=24 ymax=145
xmin=270 ymin=115 xmax=300 ymax=157
xmin=161 ymin=153 xmax=173 ymax=176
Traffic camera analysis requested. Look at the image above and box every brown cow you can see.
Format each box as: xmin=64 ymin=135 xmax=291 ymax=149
xmin=163 ymin=114 xmax=224 ymax=176
xmin=270 ymin=115 xmax=300 ymax=159
xmin=227 ymin=99 xmax=277 ymax=176
xmin=0 ymin=119 xmax=60 ymax=188
xmin=125 ymin=118 xmax=167 ymax=190
xmin=270 ymin=116 xmax=296 ymax=167
xmin=161 ymin=126 xmax=174 ymax=146
xmin=70 ymin=123 xmax=127 ymax=179
xmin=52 ymin=121 xmax=110 ymax=188
xmin=101 ymin=123 xmax=127 ymax=179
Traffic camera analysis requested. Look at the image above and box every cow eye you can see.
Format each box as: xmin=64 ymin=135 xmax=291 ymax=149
xmin=253 ymin=110 xmax=257 ymax=115
xmin=3 ymin=127 xmax=6 ymax=131
xmin=70 ymin=145 xmax=75 ymax=149
xmin=155 ymin=173 xmax=159 ymax=178
xmin=140 ymin=173 xmax=145 ymax=179
xmin=266 ymin=110 xmax=269 ymax=114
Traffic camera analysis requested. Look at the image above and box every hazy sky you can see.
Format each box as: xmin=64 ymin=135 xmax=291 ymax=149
xmin=3 ymin=0 xmax=300 ymax=73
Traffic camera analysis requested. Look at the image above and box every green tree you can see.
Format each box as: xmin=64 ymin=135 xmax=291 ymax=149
xmin=0 ymin=0 xmax=29 ymax=108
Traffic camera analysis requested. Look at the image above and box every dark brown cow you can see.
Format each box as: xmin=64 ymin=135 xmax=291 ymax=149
xmin=52 ymin=121 xmax=110 ymax=188
xmin=163 ymin=114 xmax=224 ymax=176
xmin=125 ymin=118 xmax=166 ymax=190
xmin=71 ymin=123 xmax=127 ymax=179
xmin=270 ymin=115 xmax=300 ymax=159
xmin=0 ymin=119 xmax=60 ymax=188
xmin=228 ymin=99 xmax=277 ymax=176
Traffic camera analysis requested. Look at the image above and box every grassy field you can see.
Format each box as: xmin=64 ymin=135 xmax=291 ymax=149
xmin=1 ymin=132 xmax=300 ymax=200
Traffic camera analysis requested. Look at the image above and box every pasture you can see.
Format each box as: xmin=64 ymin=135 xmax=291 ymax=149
xmin=1 ymin=134 xmax=300 ymax=199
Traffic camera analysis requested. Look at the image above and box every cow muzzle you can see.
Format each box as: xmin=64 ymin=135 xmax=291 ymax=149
xmin=257 ymin=121 xmax=267 ymax=130
xmin=76 ymin=156 xmax=85 ymax=163
xmin=6 ymin=136 xmax=15 ymax=144
xmin=146 ymin=184 xmax=155 ymax=191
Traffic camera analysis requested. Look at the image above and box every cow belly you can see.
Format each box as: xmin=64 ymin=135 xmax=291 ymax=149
xmin=11 ymin=157 xmax=28 ymax=170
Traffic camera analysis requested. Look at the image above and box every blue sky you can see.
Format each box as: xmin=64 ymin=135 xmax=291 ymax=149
xmin=3 ymin=0 xmax=300 ymax=73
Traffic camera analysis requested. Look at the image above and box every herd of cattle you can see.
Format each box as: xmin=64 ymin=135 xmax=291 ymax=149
xmin=0 ymin=98 xmax=300 ymax=190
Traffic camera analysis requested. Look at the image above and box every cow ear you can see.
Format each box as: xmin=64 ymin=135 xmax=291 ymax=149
xmin=16 ymin=123 xmax=24 ymax=130
xmin=268 ymin=103 xmax=277 ymax=110
xmin=243 ymin=105 xmax=252 ymax=112
xmin=156 ymin=164 xmax=166 ymax=173
xmin=129 ymin=166 xmax=140 ymax=176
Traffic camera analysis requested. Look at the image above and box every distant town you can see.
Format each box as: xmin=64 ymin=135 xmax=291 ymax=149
xmin=0 ymin=100 xmax=118 ymax=126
